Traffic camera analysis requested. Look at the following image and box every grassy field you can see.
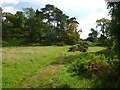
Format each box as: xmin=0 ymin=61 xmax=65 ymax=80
xmin=2 ymin=46 xmax=105 ymax=88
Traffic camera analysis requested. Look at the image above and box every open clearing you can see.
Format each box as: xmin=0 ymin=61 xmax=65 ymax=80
xmin=2 ymin=46 xmax=105 ymax=88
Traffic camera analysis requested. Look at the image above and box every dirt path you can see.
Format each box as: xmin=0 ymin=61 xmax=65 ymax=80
xmin=25 ymin=64 xmax=64 ymax=88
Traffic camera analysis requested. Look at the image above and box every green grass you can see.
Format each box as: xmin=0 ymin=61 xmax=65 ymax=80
xmin=2 ymin=46 xmax=69 ymax=88
xmin=50 ymin=66 xmax=94 ymax=88
xmin=2 ymin=46 xmax=105 ymax=88
xmin=88 ymin=46 xmax=106 ymax=52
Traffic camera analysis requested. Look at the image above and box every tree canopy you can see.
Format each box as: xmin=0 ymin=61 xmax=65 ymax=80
xmin=2 ymin=4 xmax=80 ymax=46
xmin=106 ymin=1 xmax=120 ymax=59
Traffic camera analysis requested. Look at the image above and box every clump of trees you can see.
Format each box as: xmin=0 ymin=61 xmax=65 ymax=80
xmin=86 ymin=18 xmax=111 ymax=46
xmin=106 ymin=1 xmax=120 ymax=59
xmin=2 ymin=4 xmax=80 ymax=46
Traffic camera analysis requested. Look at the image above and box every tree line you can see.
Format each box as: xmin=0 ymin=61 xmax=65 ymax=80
xmin=2 ymin=4 xmax=80 ymax=46
xmin=86 ymin=1 xmax=120 ymax=60
xmin=2 ymin=2 xmax=120 ymax=59
xmin=106 ymin=1 xmax=120 ymax=59
xmin=87 ymin=18 xmax=112 ymax=46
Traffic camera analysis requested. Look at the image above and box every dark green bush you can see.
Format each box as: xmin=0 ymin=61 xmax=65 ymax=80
xmin=69 ymin=53 xmax=120 ymax=88
xmin=79 ymin=41 xmax=88 ymax=48
xmin=56 ymin=41 xmax=65 ymax=46
xmin=68 ymin=41 xmax=88 ymax=52
xmin=68 ymin=45 xmax=77 ymax=52
xmin=2 ymin=39 xmax=26 ymax=47
xmin=77 ymin=45 xmax=87 ymax=52
xmin=86 ymin=41 xmax=94 ymax=46
xmin=70 ymin=59 xmax=111 ymax=78
xmin=107 ymin=60 xmax=120 ymax=87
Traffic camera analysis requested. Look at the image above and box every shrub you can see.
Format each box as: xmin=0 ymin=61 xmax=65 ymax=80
xmin=70 ymin=59 xmax=111 ymax=78
xmin=69 ymin=52 xmax=120 ymax=88
xmin=86 ymin=41 xmax=94 ymax=46
xmin=56 ymin=41 xmax=65 ymax=46
xmin=2 ymin=39 xmax=25 ymax=47
xmin=79 ymin=41 xmax=88 ymax=48
xmin=68 ymin=41 xmax=88 ymax=52
xmin=107 ymin=60 xmax=120 ymax=87
xmin=77 ymin=45 xmax=87 ymax=52
xmin=68 ymin=46 xmax=77 ymax=52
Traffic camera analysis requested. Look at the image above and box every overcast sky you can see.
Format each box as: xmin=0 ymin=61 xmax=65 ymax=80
xmin=0 ymin=0 xmax=111 ymax=39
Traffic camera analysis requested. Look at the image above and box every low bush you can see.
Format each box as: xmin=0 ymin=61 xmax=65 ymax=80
xmin=77 ymin=45 xmax=87 ymax=52
xmin=68 ymin=46 xmax=77 ymax=52
xmin=68 ymin=42 xmax=88 ymax=52
xmin=56 ymin=41 xmax=65 ymax=46
xmin=2 ymin=39 xmax=25 ymax=47
xmin=68 ymin=52 xmax=120 ymax=88
xmin=86 ymin=41 xmax=95 ymax=46
xmin=70 ymin=59 xmax=111 ymax=79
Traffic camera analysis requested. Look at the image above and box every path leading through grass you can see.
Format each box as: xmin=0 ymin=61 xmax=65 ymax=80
xmin=2 ymin=46 xmax=105 ymax=88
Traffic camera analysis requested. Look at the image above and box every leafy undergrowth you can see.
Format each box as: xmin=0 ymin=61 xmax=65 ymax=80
xmin=51 ymin=47 xmax=120 ymax=88
xmin=49 ymin=66 xmax=94 ymax=88
xmin=67 ymin=50 xmax=120 ymax=88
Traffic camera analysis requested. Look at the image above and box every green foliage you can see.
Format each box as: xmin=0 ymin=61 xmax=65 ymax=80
xmin=68 ymin=41 xmax=88 ymax=52
xmin=107 ymin=2 xmax=120 ymax=59
xmin=87 ymin=18 xmax=111 ymax=46
xmin=69 ymin=52 xmax=120 ymax=88
xmin=50 ymin=66 xmax=93 ymax=88
xmin=23 ymin=7 xmax=35 ymax=18
xmin=15 ymin=11 xmax=26 ymax=28
xmin=25 ymin=17 xmax=44 ymax=43
xmin=71 ymin=59 xmax=110 ymax=78
xmin=2 ymin=5 xmax=80 ymax=46
xmin=2 ymin=39 xmax=25 ymax=47
xmin=85 ymin=41 xmax=95 ymax=46
xmin=96 ymin=18 xmax=111 ymax=38
xmin=68 ymin=45 xmax=78 ymax=52
xmin=87 ymin=28 xmax=98 ymax=43
xmin=2 ymin=12 xmax=26 ymax=41
xmin=56 ymin=41 xmax=65 ymax=46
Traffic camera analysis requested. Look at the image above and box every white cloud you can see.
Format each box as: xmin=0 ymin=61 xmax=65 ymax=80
xmin=79 ymin=9 xmax=111 ymax=39
xmin=0 ymin=0 xmax=19 ymax=14
xmin=2 ymin=6 xmax=17 ymax=13
xmin=18 ymin=0 xmax=107 ymax=10
xmin=0 ymin=0 xmax=19 ymax=5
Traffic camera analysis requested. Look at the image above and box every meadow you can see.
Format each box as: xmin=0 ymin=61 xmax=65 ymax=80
xmin=2 ymin=1 xmax=120 ymax=88
xmin=2 ymin=46 xmax=109 ymax=88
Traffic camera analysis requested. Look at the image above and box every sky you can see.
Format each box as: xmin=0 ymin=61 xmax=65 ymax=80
xmin=0 ymin=0 xmax=111 ymax=39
